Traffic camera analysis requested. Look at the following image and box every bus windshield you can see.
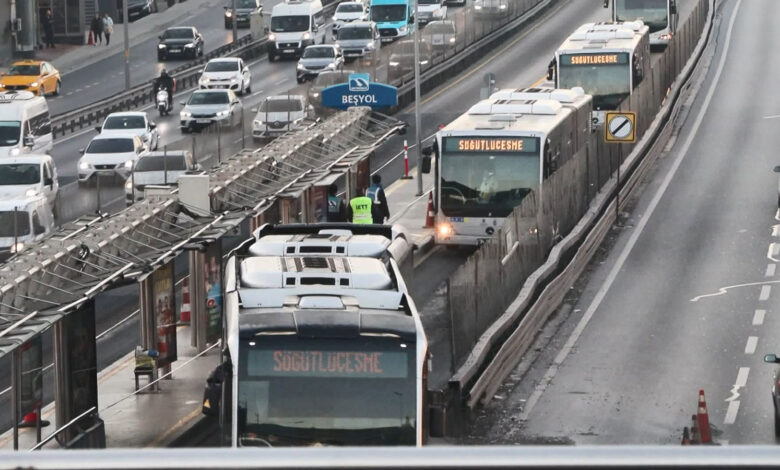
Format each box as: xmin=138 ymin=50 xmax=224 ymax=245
xmin=237 ymin=336 xmax=416 ymax=446
xmin=440 ymin=137 xmax=540 ymax=218
xmin=558 ymin=53 xmax=631 ymax=110
xmin=615 ymin=0 xmax=669 ymax=32
xmin=371 ymin=5 xmax=407 ymax=23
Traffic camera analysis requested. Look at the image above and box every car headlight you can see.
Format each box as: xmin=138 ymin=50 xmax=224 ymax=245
xmin=297 ymin=63 xmax=306 ymax=70
xmin=389 ymin=61 xmax=400 ymax=67
xmin=9 ymin=242 xmax=24 ymax=254
xmin=200 ymin=76 xmax=210 ymax=84
xmin=326 ymin=62 xmax=337 ymax=69
xmin=158 ymin=44 xmax=167 ymax=49
xmin=420 ymin=59 xmax=429 ymax=65
xmin=125 ymin=179 xmax=133 ymax=190
xmin=302 ymin=32 xmax=311 ymax=40
xmin=253 ymin=120 xmax=263 ymax=127
xmin=124 ymin=160 xmax=134 ymax=169
xmin=474 ymin=4 xmax=482 ymax=9
xmin=225 ymin=10 xmax=233 ymax=17
xmin=365 ymin=42 xmax=375 ymax=50
xmin=181 ymin=111 xmax=192 ymax=118
xmin=659 ymin=33 xmax=673 ymax=40
xmin=449 ymin=36 xmax=456 ymax=43
xmin=268 ymin=33 xmax=276 ymax=41
xmin=25 ymin=188 xmax=37 ymax=197
xmin=79 ymin=160 xmax=91 ymax=170
xmin=30 ymin=82 xmax=38 ymax=87
xmin=184 ymin=43 xmax=195 ymax=48
xmin=398 ymin=25 xmax=407 ymax=33
xmin=216 ymin=109 xmax=230 ymax=117
xmin=499 ymin=4 xmax=506 ymax=8
xmin=433 ymin=9 xmax=441 ymax=15
xmin=311 ymin=92 xmax=319 ymax=98
xmin=230 ymin=77 xmax=238 ymax=83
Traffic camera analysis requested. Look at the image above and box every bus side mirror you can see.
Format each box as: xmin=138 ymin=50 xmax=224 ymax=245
xmin=202 ymin=363 xmax=226 ymax=417
xmin=546 ymin=60 xmax=555 ymax=81
xmin=421 ymin=154 xmax=432 ymax=174
xmin=23 ymin=135 xmax=34 ymax=148
xmin=774 ymin=166 xmax=780 ymax=173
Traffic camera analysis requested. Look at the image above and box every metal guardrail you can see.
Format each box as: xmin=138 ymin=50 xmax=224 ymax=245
xmin=449 ymin=0 xmax=715 ymax=410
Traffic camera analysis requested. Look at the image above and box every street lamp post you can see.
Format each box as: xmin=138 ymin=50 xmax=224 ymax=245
xmin=412 ymin=0 xmax=422 ymax=196
xmin=232 ymin=0 xmax=239 ymax=44
xmin=123 ymin=0 xmax=130 ymax=90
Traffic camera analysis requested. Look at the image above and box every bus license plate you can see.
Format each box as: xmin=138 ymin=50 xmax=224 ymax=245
xmin=449 ymin=217 xmax=464 ymax=222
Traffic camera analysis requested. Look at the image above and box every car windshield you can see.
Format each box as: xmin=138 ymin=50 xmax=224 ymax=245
xmin=271 ymin=15 xmax=310 ymax=32
xmin=6 ymin=64 xmax=40 ymax=76
xmin=426 ymin=22 xmax=455 ymax=34
xmin=259 ymin=98 xmax=303 ymax=112
xmin=237 ymin=336 xmax=416 ymax=447
xmin=86 ymin=138 xmax=135 ymax=153
xmin=440 ymin=136 xmax=541 ymax=218
xmin=0 ymin=211 xmax=30 ymax=237
xmin=0 ymin=121 xmax=21 ymax=146
xmin=0 ymin=164 xmax=40 ymax=185
xmin=135 ymin=155 xmax=187 ymax=171
xmin=337 ymin=3 xmax=363 ymax=12
xmin=232 ymin=0 xmax=256 ymax=8
xmin=188 ymin=92 xmax=230 ymax=105
xmin=313 ymin=72 xmax=352 ymax=87
xmin=338 ymin=27 xmax=372 ymax=40
xmin=303 ymin=47 xmax=335 ymax=59
xmin=162 ymin=28 xmax=194 ymax=39
xmin=371 ymin=4 xmax=406 ymax=22
xmin=419 ymin=0 xmax=440 ymax=5
xmin=103 ymin=115 xmax=145 ymax=130
xmin=205 ymin=61 xmax=240 ymax=72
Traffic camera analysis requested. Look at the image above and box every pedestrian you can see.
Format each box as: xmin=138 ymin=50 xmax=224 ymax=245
xmin=347 ymin=187 xmax=373 ymax=224
xmin=90 ymin=13 xmax=103 ymax=45
xmin=43 ymin=9 xmax=55 ymax=48
xmin=366 ymin=174 xmax=390 ymax=224
xmin=102 ymin=13 xmax=114 ymax=46
xmin=326 ymin=184 xmax=346 ymax=222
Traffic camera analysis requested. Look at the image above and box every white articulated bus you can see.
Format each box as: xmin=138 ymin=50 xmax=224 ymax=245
xmin=551 ymin=21 xmax=650 ymax=127
xmin=429 ymin=87 xmax=592 ymax=246
xmin=205 ymin=224 xmax=433 ymax=447
xmin=605 ymin=0 xmax=677 ymax=51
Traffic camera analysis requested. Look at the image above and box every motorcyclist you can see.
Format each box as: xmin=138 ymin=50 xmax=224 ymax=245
xmin=153 ymin=69 xmax=175 ymax=110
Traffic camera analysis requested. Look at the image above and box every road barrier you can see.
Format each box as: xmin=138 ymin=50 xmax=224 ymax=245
xmin=444 ymin=0 xmax=714 ymax=420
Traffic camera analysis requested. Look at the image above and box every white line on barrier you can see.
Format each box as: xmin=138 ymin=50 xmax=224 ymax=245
xmin=518 ymin=0 xmax=742 ymax=422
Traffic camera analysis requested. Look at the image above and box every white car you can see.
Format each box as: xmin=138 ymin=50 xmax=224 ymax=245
xmin=332 ymin=2 xmax=368 ymax=34
xmin=78 ymin=134 xmax=148 ymax=184
xmin=0 ymin=194 xmax=54 ymax=260
xmin=95 ymin=111 xmax=159 ymax=151
xmin=198 ymin=58 xmax=252 ymax=95
xmin=125 ymin=150 xmax=201 ymax=206
xmin=180 ymin=89 xmax=243 ymax=132
xmin=0 ymin=154 xmax=58 ymax=210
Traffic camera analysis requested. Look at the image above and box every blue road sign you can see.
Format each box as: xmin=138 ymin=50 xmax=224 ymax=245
xmin=322 ymin=74 xmax=398 ymax=109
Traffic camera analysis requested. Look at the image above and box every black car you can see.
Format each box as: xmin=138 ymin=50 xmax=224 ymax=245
xmin=116 ymin=0 xmax=156 ymax=23
xmin=224 ymin=0 xmax=262 ymax=29
xmin=764 ymin=353 xmax=780 ymax=435
xmin=157 ymin=27 xmax=204 ymax=60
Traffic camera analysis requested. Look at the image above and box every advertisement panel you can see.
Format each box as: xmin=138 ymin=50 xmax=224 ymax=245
xmin=153 ymin=262 xmax=177 ymax=368
xmin=66 ymin=300 xmax=98 ymax=417
xmin=204 ymin=241 xmax=223 ymax=344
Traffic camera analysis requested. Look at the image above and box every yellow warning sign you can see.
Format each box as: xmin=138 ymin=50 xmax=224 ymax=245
xmin=604 ymin=111 xmax=637 ymax=143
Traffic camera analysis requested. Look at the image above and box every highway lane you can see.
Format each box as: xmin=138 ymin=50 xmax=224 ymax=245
xmin=465 ymin=0 xmax=780 ymax=445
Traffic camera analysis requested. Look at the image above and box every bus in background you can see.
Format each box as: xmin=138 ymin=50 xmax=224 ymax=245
xmin=370 ymin=0 xmax=415 ymax=43
xmin=426 ymin=88 xmax=592 ymax=246
xmin=206 ymin=224 xmax=432 ymax=447
xmin=550 ymin=21 xmax=650 ymax=127
xmin=604 ymin=0 xmax=677 ymax=51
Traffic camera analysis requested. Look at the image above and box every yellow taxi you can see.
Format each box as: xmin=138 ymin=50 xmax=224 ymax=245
xmin=0 ymin=60 xmax=61 ymax=96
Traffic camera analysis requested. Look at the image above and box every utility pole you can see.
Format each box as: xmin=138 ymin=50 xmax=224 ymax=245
xmin=412 ymin=0 xmax=422 ymax=196
xmin=232 ymin=0 xmax=238 ymax=44
xmin=123 ymin=0 xmax=130 ymax=90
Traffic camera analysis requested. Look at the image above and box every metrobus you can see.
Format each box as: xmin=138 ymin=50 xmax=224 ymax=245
xmin=204 ymin=224 xmax=432 ymax=446
xmin=551 ymin=21 xmax=650 ymax=126
xmin=605 ymin=0 xmax=677 ymax=51
xmin=428 ymin=88 xmax=592 ymax=246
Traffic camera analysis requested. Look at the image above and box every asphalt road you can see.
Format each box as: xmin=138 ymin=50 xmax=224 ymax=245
xmin=465 ymin=0 xmax=780 ymax=446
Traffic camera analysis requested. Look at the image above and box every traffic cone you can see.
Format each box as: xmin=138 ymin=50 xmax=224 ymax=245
xmin=697 ymin=389 xmax=712 ymax=444
xmin=88 ymin=30 xmax=94 ymax=46
xmin=18 ymin=410 xmax=50 ymax=428
xmin=680 ymin=426 xmax=691 ymax=445
xmin=424 ymin=191 xmax=435 ymax=229
xmin=180 ymin=277 xmax=191 ymax=323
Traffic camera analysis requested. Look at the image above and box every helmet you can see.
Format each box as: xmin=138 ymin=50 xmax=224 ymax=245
xmin=160 ymin=68 xmax=168 ymax=77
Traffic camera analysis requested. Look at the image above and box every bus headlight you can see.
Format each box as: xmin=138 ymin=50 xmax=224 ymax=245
xmin=437 ymin=223 xmax=453 ymax=238
xmin=659 ymin=33 xmax=673 ymax=41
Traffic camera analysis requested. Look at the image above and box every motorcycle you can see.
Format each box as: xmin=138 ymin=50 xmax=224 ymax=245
xmin=156 ymin=88 xmax=171 ymax=116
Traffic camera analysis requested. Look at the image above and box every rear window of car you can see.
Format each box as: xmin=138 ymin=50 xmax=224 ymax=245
xmin=103 ymin=115 xmax=145 ymax=130
xmin=135 ymin=155 xmax=187 ymax=171
xmin=337 ymin=3 xmax=363 ymax=12
xmin=86 ymin=138 xmax=135 ymax=153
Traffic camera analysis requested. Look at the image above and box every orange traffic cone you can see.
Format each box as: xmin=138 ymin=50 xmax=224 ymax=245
xmin=424 ymin=191 xmax=435 ymax=229
xmin=697 ymin=389 xmax=712 ymax=444
xmin=680 ymin=426 xmax=691 ymax=445
xmin=180 ymin=277 xmax=191 ymax=323
xmin=88 ymin=30 xmax=94 ymax=46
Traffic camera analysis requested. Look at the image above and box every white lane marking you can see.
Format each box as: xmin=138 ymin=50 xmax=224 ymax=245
xmin=753 ymin=309 xmax=766 ymax=325
xmin=690 ymin=280 xmax=780 ymax=302
xmin=274 ymin=78 xmax=288 ymax=85
xmin=745 ymin=336 xmax=758 ymax=355
xmin=766 ymin=263 xmax=776 ymax=277
xmin=249 ymin=89 xmax=264 ymax=98
xmin=760 ymin=285 xmax=772 ymax=301
xmin=769 ymin=243 xmax=780 ymax=262
xmin=519 ymin=0 xmax=743 ymax=421
xmin=764 ymin=115 xmax=780 ymax=120
xmin=84 ymin=84 xmax=91 ymax=89
xmin=776 ymin=209 xmax=780 ymax=221
xmin=66 ymin=92 xmax=73 ymax=96
xmin=772 ymin=225 xmax=780 ymax=237
xmin=724 ymin=401 xmax=740 ymax=425
xmin=726 ymin=367 xmax=749 ymax=402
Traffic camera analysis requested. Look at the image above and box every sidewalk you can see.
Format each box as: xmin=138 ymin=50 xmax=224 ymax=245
xmin=0 ymin=326 xmax=219 ymax=450
xmin=0 ymin=0 xmax=224 ymax=75
xmin=386 ymin=166 xmax=436 ymax=252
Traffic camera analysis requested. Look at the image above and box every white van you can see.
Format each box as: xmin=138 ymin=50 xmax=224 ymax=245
xmin=0 ymin=194 xmax=55 ymax=261
xmin=0 ymin=91 xmax=53 ymax=158
xmin=266 ymin=0 xmax=327 ymax=61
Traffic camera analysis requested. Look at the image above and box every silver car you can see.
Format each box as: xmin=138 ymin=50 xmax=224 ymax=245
xmin=335 ymin=21 xmax=381 ymax=64
xmin=423 ymin=20 xmax=457 ymax=51
xmin=252 ymin=95 xmax=314 ymax=140
xmin=180 ymin=89 xmax=243 ymax=132
xmin=125 ymin=150 xmax=201 ymax=205
xmin=296 ymin=45 xmax=344 ymax=84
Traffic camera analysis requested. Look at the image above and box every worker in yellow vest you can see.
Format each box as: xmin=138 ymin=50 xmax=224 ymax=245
xmin=348 ymin=187 xmax=373 ymax=224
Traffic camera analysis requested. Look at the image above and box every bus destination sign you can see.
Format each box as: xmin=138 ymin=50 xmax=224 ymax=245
xmin=560 ymin=52 xmax=629 ymax=66
xmin=248 ymin=349 xmax=408 ymax=379
xmin=444 ymin=137 xmax=538 ymax=154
